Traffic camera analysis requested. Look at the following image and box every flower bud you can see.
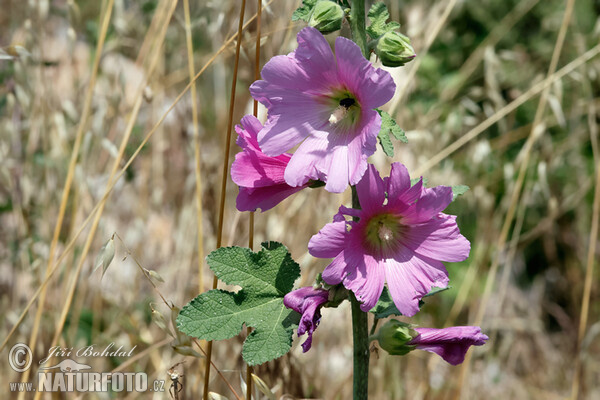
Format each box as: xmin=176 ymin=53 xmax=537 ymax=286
xmin=372 ymin=319 xmax=418 ymax=355
xmin=309 ymin=1 xmax=344 ymax=35
xmin=376 ymin=31 xmax=416 ymax=67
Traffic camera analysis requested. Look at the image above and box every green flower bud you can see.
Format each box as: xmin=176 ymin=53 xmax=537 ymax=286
xmin=372 ymin=319 xmax=418 ymax=356
xmin=309 ymin=1 xmax=344 ymax=34
xmin=376 ymin=31 xmax=416 ymax=67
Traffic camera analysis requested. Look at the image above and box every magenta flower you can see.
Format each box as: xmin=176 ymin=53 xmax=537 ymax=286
xmin=309 ymin=162 xmax=470 ymax=316
xmin=231 ymin=115 xmax=309 ymax=212
xmin=283 ymin=286 xmax=329 ymax=352
xmin=250 ymin=27 xmax=396 ymax=193
xmin=409 ymin=326 xmax=488 ymax=365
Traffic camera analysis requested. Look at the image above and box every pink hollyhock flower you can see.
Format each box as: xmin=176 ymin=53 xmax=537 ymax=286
xmin=283 ymin=286 xmax=329 ymax=352
xmin=250 ymin=27 xmax=396 ymax=193
xmin=409 ymin=326 xmax=488 ymax=365
xmin=309 ymin=162 xmax=470 ymax=317
xmin=374 ymin=320 xmax=488 ymax=365
xmin=231 ymin=115 xmax=309 ymax=212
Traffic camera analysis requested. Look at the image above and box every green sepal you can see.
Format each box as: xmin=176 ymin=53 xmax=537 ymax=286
xmin=292 ymin=0 xmax=319 ymax=22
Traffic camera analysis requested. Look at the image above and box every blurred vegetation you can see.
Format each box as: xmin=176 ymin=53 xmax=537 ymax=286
xmin=0 ymin=0 xmax=599 ymax=399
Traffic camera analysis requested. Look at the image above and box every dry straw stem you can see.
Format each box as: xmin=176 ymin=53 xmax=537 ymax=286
xmin=455 ymin=0 xmax=576 ymax=397
xmin=203 ymin=0 xmax=247 ymax=398
xmin=0 ymin=4 xmax=268 ymax=354
xmin=18 ymin=0 xmax=116 ymax=392
xmin=571 ymin=105 xmax=600 ymax=400
xmin=182 ymin=0 xmax=205 ymax=295
xmin=30 ymin=4 xmax=179 ymax=399
xmin=387 ymin=0 xmax=458 ymax=116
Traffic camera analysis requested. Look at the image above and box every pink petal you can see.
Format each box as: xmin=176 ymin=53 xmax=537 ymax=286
xmin=410 ymin=326 xmax=489 ymax=365
xmin=236 ymin=185 xmax=305 ymax=212
xmin=385 ymin=162 xmax=423 ymax=208
xmin=335 ymin=36 xmax=396 ymax=109
xmin=342 ymin=252 xmax=386 ymax=312
xmin=384 ymin=249 xmax=449 ymax=317
xmin=253 ymin=92 xmax=327 ymax=156
xmin=235 ymin=115 xmax=264 ymax=151
xmin=230 ymin=150 xmax=289 ymax=188
xmin=324 ymin=144 xmax=350 ymax=193
xmin=401 ymin=214 xmax=471 ymax=262
xmin=402 ymin=186 xmax=453 ymax=224
xmin=322 ymin=251 xmax=350 ymax=285
xmin=355 ymin=164 xmax=386 ymax=213
xmin=284 ymin=132 xmax=329 ymax=187
xmin=308 ymin=220 xmax=348 ymax=258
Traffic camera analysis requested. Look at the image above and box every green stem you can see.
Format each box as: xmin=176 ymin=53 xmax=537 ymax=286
xmin=350 ymin=0 xmax=368 ymax=58
xmin=350 ymin=293 xmax=370 ymax=399
xmin=350 ymin=186 xmax=369 ymax=399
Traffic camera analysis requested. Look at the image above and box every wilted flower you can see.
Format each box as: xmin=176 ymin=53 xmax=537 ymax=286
xmin=283 ymin=286 xmax=329 ymax=352
xmin=309 ymin=162 xmax=470 ymax=316
xmin=231 ymin=115 xmax=308 ymax=212
xmin=250 ymin=27 xmax=396 ymax=193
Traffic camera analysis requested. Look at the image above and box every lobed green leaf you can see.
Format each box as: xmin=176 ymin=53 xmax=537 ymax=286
xmin=177 ymin=242 xmax=301 ymax=365
xmin=376 ymin=109 xmax=408 ymax=157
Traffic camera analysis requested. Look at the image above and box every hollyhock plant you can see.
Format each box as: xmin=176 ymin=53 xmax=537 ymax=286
xmin=309 ymin=162 xmax=470 ymax=317
xmin=250 ymin=26 xmax=396 ymax=193
xmin=374 ymin=320 xmax=488 ymax=365
xmin=231 ymin=115 xmax=309 ymax=212
xmin=283 ymin=286 xmax=329 ymax=352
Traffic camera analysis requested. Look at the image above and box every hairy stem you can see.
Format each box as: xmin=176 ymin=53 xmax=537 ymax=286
xmin=350 ymin=0 xmax=368 ymax=58
xmin=350 ymin=292 xmax=370 ymax=399
xmin=350 ymin=186 xmax=369 ymax=399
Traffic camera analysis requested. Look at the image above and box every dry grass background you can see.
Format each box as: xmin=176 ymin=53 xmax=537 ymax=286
xmin=1 ymin=0 xmax=599 ymax=398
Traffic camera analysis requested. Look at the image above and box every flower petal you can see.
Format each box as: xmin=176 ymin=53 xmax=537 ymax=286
xmin=402 ymin=186 xmax=453 ymax=224
xmin=322 ymin=251 xmax=350 ymax=285
xmin=309 ymin=220 xmax=348 ymax=258
xmin=384 ymin=249 xmax=449 ymax=317
xmin=356 ymin=164 xmax=386 ymax=213
xmin=386 ymin=162 xmax=423 ymax=208
xmin=410 ymin=326 xmax=489 ymax=365
xmin=236 ymin=185 xmax=305 ymax=212
xmin=284 ymin=132 xmax=329 ymax=187
xmin=335 ymin=36 xmax=395 ymax=109
xmin=253 ymin=91 xmax=326 ymax=156
xmin=401 ymin=214 xmax=471 ymax=262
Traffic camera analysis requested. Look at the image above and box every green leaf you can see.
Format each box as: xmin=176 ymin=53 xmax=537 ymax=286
xmin=292 ymin=0 xmax=318 ymax=22
xmin=177 ymin=242 xmax=301 ymax=366
xmin=376 ymin=109 xmax=407 ymax=157
xmin=410 ymin=177 xmax=428 ymax=187
xmin=377 ymin=127 xmax=394 ymax=157
xmin=451 ymin=185 xmax=470 ymax=200
xmin=370 ymin=287 xmax=400 ymax=319
xmin=367 ymin=2 xmax=401 ymax=39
